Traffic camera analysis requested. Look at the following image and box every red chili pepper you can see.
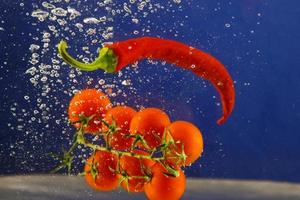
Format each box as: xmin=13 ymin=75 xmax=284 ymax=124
xmin=58 ymin=37 xmax=235 ymax=125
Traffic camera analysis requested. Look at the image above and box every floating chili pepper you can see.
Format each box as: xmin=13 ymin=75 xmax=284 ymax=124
xmin=58 ymin=37 xmax=235 ymax=124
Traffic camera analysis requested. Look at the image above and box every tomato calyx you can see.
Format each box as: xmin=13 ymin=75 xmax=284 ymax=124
xmin=101 ymin=117 xmax=120 ymax=133
xmin=79 ymin=114 xmax=95 ymax=126
xmin=165 ymin=142 xmax=188 ymax=166
xmin=101 ymin=117 xmax=121 ymax=149
xmin=128 ymin=134 xmax=151 ymax=150
xmin=85 ymin=156 xmax=100 ymax=181
xmin=174 ymin=144 xmax=188 ymax=166
xmin=118 ymin=168 xmax=151 ymax=189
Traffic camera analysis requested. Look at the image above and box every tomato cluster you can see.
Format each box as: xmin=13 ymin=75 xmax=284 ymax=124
xmin=65 ymin=89 xmax=204 ymax=200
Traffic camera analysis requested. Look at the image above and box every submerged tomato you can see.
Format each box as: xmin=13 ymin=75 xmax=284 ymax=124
xmin=103 ymin=106 xmax=137 ymax=151
xmin=84 ymin=151 xmax=119 ymax=191
xmin=120 ymin=150 xmax=155 ymax=192
xmin=130 ymin=108 xmax=171 ymax=149
xmin=68 ymin=89 xmax=111 ymax=133
xmin=166 ymin=121 xmax=204 ymax=166
xmin=144 ymin=163 xmax=186 ymax=200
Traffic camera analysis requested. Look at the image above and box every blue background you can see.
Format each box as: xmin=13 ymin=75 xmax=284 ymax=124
xmin=0 ymin=0 xmax=300 ymax=183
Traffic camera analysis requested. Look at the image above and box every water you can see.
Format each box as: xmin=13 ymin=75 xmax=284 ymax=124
xmin=0 ymin=0 xmax=300 ymax=199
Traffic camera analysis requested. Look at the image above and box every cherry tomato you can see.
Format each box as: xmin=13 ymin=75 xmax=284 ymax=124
xmin=68 ymin=89 xmax=111 ymax=133
xmin=130 ymin=108 xmax=171 ymax=149
xmin=103 ymin=106 xmax=137 ymax=151
xmin=120 ymin=150 xmax=155 ymax=192
xmin=84 ymin=150 xmax=119 ymax=191
xmin=166 ymin=121 xmax=204 ymax=166
xmin=144 ymin=163 xmax=186 ymax=200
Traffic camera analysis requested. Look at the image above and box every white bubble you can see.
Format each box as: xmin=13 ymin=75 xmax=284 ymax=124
xmin=225 ymin=23 xmax=231 ymax=28
xmin=124 ymin=4 xmax=132 ymax=13
xmin=51 ymin=8 xmax=68 ymax=17
xmin=75 ymin=23 xmax=83 ymax=31
xmin=69 ymin=73 xmax=76 ymax=78
xmin=99 ymin=16 xmax=107 ymax=22
xmin=42 ymin=2 xmax=56 ymax=9
xmin=57 ymin=19 xmax=67 ymax=26
xmin=43 ymin=32 xmax=51 ymax=38
xmin=98 ymin=79 xmax=105 ymax=85
xmin=132 ymin=18 xmax=139 ymax=24
xmin=121 ymin=80 xmax=131 ymax=86
xmin=86 ymin=28 xmax=96 ymax=35
xmin=31 ymin=9 xmax=49 ymax=19
xmin=25 ymin=67 xmax=37 ymax=75
xmin=41 ymin=76 xmax=48 ymax=82
xmin=48 ymin=25 xmax=56 ymax=32
xmin=67 ymin=7 xmax=81 ymax=19
xmin=83 ymin=17 xmax=100 ymax=24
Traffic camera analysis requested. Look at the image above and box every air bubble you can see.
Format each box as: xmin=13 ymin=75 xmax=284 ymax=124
xmin=132 ymin=18 xmax=139 ymax=24
xmin=75 ymin=23 xmax=83 ymax=31
xmin=57 ymin=19 xmax=67 ymax=26
xmin=124 ymin=4 xmax=132 ymax=13
xmin=42 ymin=2 xmax=56 ymax=9
xmin=51 ymin=8 xmax=68 ymax=17
xmin=86 ymin=28 xmax=96 ymax=35
xmin=67 ymin=7 xmax=81 ymax=19
xmin=43 ymin=32 xmax=51 ymax=38
xmin=48 ymin=25 xmax=56 ymax=32
xmin=83 ymin=17 xmax=100 ymax=24
xmin=225 ymin=23 xmax=231 ymax=28
xmin=26 ymin=67 xmax=37 ymax=75
xmin=99 ymin=16 xmax=107 ymax=22
xmin=31 ymin=9 xmax=49 ymax=20
xmin=98 ymin=79 xmax=105 ymax=85
xmin=41 ymin=76 xmax=48 ymax=82
xmin=121 ymin=80 xmax=131 ymax=86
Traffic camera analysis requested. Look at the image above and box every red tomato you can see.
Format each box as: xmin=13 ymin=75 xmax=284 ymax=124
xmin=144 ymin=163 xmax=186 ymax=200
xmin=130 ymin=108 xmax=171 ymax=149
xmin=103 ymin=106 xmax=137 ymax=151
xmin=68 ymin=89 xmax=111 ymax=133
xmin=84 ymin=150 xmax=119 ymax=191
xmin=120 ymin=150 xmax=155 ymax=192
xmin=166 ymin=121 xmax=204 ymax=166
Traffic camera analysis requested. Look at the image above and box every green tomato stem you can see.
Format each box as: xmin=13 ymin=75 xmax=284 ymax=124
xmin=51 ymin=116 xmax=181 ymax=178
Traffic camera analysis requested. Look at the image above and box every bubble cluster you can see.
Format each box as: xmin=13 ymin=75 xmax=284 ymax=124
xmin=1 ymin=0 xmax=264 ymax=176
xmin=7 ymin=0 xmax=180 ymax=173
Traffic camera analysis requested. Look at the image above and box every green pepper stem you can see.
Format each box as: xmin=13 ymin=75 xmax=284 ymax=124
xmin=57 ymin=40 xmax=118 ymax=73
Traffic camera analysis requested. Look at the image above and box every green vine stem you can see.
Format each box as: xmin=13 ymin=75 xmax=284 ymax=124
xmin=51 ymin=115 xmax=186 ymax=178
